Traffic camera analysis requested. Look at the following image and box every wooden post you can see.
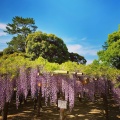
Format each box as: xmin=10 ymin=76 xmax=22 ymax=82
xmin=102 ymin=93 xmax=109 ymax=120
xmin=58 ymin=97 xmax=67 ymax=120
xmin=23 ymin=98 xmax=27 ymax=104
xmin=57 ymin=91 xmax=60 ymax=110
xmin=60 ymin=108 xmax=65 ymax=120
xmin=37 ymin=85 xmax=42 ymax=117
xmin=78 ymin=92 xmax=82 ymax=102
xmin=19 ymin=94 xmax=23 ymax=106
xmin=2 ymin=102 xmax=9 ymax=120
xmin=33 ymin=98 xmax=37 ymax=110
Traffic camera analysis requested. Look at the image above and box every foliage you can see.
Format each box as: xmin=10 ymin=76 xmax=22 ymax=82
xmin=1 ymin=22 xmax=120 ymax=119
xmin=0 ymin=51 xmax=3 ymax=57
xmin=1 ymin=51 xmax=120 ymax=116
xmin=3 ymin=16 xmax=37 ymax=54
xmin=97 ymin=29 xmax=120 ymax=69
xmin=2 ymin=16 xmax=86 ymax=64
xmin=3 ymin=47 xmax=14 ymax=55
xmin=83 ymin=60 xmax=120 ymax=81
xmin=26 ymin=31 xmax=87 ymax=64
xmin=4 ymin=35 xmax=26 ymax=53
xmin=26 ymin=31 xmax=70 ymax=63
xmin=69 ymin=52 xmax=86 ymax=64
xmin=60 ymin=61 xmax=84 ymax=72
xmin=4 ymin=16 xmax=37 ymax=38
xmin=0 ymin=53 xmax=31 ymax=78
xmin=0 ymin=51 xmax=120 ymax=82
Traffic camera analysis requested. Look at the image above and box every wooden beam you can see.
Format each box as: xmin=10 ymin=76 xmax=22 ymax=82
xmin=53 ymin=70 xmax=83 ymax=76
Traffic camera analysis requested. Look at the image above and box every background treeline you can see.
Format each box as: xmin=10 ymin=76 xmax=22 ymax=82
xmin=1 ymin=16 xmax=120 ymax=81
xmin=0 ymin=16 xmax=86 ymax=64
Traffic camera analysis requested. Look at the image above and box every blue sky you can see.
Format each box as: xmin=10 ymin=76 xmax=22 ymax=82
xmin=0 ymin=0 xmax=120 ymax=64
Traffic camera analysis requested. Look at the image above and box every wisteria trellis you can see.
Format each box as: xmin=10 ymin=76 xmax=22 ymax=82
xmin=0 ymin=66 xmax=120 ymax=112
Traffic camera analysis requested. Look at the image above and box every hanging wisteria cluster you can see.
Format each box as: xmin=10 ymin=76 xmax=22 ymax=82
xmin=83 ymin=79 xmax=95 ymax=101
xmin=95 ymin=77 xmax=108 ymax=95
xmin=0 ymin=74 xmax=14 ymax=110
xmin=111 ymin=80 xmax=120 ymax=107
xmin=30 ymin=67 xmax=38 ymax=99
xmin=16 ymin=66 xmax=30 ymax=108
xmin=1 ymin=65 xmax=120 ymax=112
xmin=68 ymin=76 xmax=75 ymax=110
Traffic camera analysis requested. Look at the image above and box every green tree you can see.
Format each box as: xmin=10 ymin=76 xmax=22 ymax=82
xmin=3 ymin=47 xmax=14 ymax=55
xmin=26 ymin=31 xmax=69 ymax=63
xmin=97 ymin=29 xmax=120 ymax=69
xmin=4 ymin=16 xmax=37 ymax=38
xmin=3 ymin=16 xmax=37 ymax=54
xmin=0 ymin=51 xmax=3 ymax=57
xmin=6 ymin=35 xmax=25 ymax=53
xmin=69 ymin=52 xmax=86 ymax=64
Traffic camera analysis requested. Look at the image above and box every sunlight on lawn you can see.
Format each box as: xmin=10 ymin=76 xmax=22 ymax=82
xmin=77 ymin=114 xmax=85 ymax=117
xmin=23 ymin=110 xmax=32 ymax=113
xmin=117 ymin=115 xmax=120 ymax=118
xmin=88 ymin=109 xmax=101 ymax=114
xmin=67 ymin=114 xmax=75 ymax=118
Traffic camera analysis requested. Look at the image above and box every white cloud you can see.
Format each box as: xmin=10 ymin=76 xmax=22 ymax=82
xmin=67 ymin=44 xmax=99 ymax=56
xmin=67 ymin=44 xmax=100 ymax=65
xmin=0 ymin=23 xmax=6 ymax=30
xmin=63 ymin=37 xmax=87 ymax=44
xmin=0 ymin=31 xmax=7 ymax=36
xmin=86 ymin=59 xmax=94 ymax=65
xmin=67 ymin=44 xmax=82 ymax=53
xmin=0 ymin=39 xmax=10 ymax=43
xmin=0 ymin=23 xmax=7 ymax=36
xmin=63 ymin=37 xmax=77 ymax=43
xmin=0 ymin=44 xmax=8 ymax=51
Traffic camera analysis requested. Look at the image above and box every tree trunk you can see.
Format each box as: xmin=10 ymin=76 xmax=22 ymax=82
xmin=60 ymin=108 xmax=65 ymax=120
xmin=33 ymin=98 xmax=37 ymax=110
xmin=37 ymin=87 xmax=42 ymax=117
xmin=2 ymin=102 xmax=9 ymax=120
xmin=102 ymin=93 xmax=109 ymax=120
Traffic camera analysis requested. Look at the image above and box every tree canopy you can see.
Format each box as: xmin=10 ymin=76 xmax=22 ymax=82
xmin=3 ymin=16 xmax=37 ymax=54
xmin=4 ymin=16 xmax=37 ymax=38
xmin=26 ymin=31 xmax=87 ymax=64
xmin=69 ymin=52 xmax=86 ymax=64
xmin=26 ymin=31 xmax=70 ymax=63
xmin=97 ymin=29 xmax=120 ymax=69
xmin=2 ymin=16 xmax=87 ymax=64
xmin=3 ymin=35 xmax=26 ymax=54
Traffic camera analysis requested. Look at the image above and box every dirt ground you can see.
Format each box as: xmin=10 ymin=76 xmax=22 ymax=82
xmin=0 ymin=96 xmax=120 ymax=120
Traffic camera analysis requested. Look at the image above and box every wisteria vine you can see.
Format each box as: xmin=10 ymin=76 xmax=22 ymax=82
xmin=0 ymin=66 xmax=120 ymax=113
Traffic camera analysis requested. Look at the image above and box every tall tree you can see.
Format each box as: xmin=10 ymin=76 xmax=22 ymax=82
xmin=97 ymin=28 xmax=120 ymax=69
xmin=3 ymin=16 xmax=37 ymax=54
xmin=26 ymin=31 xmax=69 ymax=64
xmin=26 ymin=31 xmax=87 ymax=64
xmin=69 ymin=52 xmax=86 ymax=64
xmin=4 ymin=16 xmax=37 ymax=38
xmin=6 ymin=35 xmax=25 ymax=53
xmin=3 ymin=47 xmax=14 ymax=55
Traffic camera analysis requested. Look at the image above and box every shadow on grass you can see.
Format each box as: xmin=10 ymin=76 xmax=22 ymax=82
xmin=0 ymin=96 xmax=120 ymax=120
